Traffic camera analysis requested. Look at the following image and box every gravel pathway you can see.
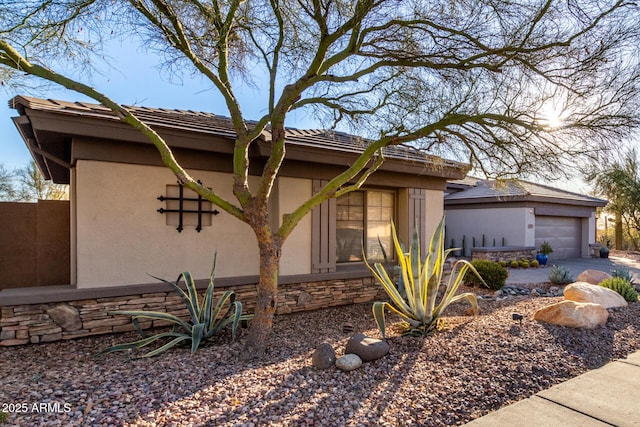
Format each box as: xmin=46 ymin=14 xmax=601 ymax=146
xmin=2 ymin=288 xmax=640 ymax=426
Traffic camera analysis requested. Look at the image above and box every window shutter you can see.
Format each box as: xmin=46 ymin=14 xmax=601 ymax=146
xmin=408 ymin=188 xmax=426 ymax=255
xmin=311 ymin=180 xmax=336 ymax=273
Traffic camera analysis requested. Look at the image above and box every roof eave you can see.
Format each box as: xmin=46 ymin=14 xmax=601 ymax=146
xmin=9 ymin=95 xmax=469 ymax=182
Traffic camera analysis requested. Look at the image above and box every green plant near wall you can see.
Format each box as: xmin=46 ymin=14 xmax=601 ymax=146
xmin=365 ymin=217 xmax=482 ymax=338
xmin=96 ymin=256 xmax=251 ymax=358
xmin=599 ymin=277 xmax=639 ymax=302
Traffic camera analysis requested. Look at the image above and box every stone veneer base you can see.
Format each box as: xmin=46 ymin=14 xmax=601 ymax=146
xmin=471 ymin=246 xmax=537 ymax=263
xmin=0 ymin=277 xmax=387 ymax=346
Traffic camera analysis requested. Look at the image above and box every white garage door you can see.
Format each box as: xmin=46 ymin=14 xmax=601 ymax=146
xmin=535 ymin=216 xmax=582 ymax=260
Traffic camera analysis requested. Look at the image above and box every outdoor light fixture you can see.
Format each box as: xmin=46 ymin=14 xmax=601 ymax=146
xmin=512 ymin=313 xmax=524 ymax=325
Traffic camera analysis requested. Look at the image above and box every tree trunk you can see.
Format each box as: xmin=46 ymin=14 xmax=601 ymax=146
xmin=615 ymin=213 xmax=624 ymax=250
xmin=242 ymin=238 xmax=281 ymax=360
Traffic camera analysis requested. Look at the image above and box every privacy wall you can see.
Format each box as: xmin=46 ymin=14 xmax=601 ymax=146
xmin=0 ymin=200 xmax=70 ymax=290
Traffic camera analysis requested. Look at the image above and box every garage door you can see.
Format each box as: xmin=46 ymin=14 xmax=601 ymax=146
xmin=535 ymin=216 xmax=582 ymax=260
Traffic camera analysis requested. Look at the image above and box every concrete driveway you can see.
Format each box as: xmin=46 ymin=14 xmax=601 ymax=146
xmin=506 ymin=256 xmax=640 ymax=285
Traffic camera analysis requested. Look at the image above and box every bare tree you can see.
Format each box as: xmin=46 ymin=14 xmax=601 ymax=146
xmin=0 ymin=161 xmax=68 ymax=201
xmin=15 ymin=160 xmax=69 ymax=202
xmin=1 ymin=0 xmax=640 ymax=358
xmin=0 ymin=163 xmax=16 ymax=200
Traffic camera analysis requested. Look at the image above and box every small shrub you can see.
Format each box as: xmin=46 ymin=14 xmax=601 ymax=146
xmin=498 ymin=260 xmax=508 ymax=268
xmin=521 ymin=260 xmax=530 ymax=269
xmin=530 ymin=259 xmax=539 ymax=268
xmin=464 ymin=260 xmax=508 ymax=290
xmin=599 ymin=277 xmax=639 ymax=302
xmin=549 ymin=265 xmax=574 ymax=285
xmin=510 ymin=260 xmax=519 ymax=269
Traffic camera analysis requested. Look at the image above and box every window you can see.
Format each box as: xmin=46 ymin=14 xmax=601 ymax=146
xmin=336 ymin=190 xmax=395 ymax=262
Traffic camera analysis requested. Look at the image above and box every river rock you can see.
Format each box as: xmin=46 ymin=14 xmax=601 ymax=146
xmin=311 ymin=343 xmax=336 ymax=369
xmin=564 ymin=282 xmax=628 ymax=308
xmin=345 ymin=333 xmax=390 ymax=362
xmin=533 ymin=300 xmax=609 ymax=329
xmin=575 ymin=270 xmax=612 ymax=285
xmin=335 ymin=354 xmax=362 ymax=371
xmin=45 ymin=304 xmax=82 ymax=331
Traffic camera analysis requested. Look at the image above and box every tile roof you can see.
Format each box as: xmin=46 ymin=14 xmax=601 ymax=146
xmin=445 ymin=178 xmax=607 ymax=206
xmin=9 ymin=96 xmax=465 ymax=169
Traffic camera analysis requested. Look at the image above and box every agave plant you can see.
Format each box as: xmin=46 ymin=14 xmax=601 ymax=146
xmin=97 ymin=256 xmax=250 ymax=358
xmin=365 ymin=217 xmax=482 ymax=338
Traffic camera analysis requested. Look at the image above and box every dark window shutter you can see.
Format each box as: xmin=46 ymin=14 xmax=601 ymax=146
xmin=408 ymin=188 xmax=426 ymax=255
xmin=311 ymin=180 xmax=336 ymax=273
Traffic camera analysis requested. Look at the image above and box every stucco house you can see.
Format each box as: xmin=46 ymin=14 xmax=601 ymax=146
xmin=0 ymin=95 xmax=467 ymax=345
xmin=444 ymin=178 xmax=608 ymax=260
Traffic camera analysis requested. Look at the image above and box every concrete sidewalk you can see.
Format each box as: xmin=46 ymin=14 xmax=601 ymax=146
xmin=464 ymin=351 xmax=640 ymax=426
xmin=465 ymin=256 xmax=640 ymax=427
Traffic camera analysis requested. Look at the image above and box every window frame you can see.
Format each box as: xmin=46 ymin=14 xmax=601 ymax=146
xmin=335 ymin=188 xmax=398 ymax=265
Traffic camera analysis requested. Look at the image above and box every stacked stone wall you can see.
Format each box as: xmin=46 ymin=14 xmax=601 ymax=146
xmin=472 ymin=247 xmax=536 ymax=262
xmin=0 ymin=277 xmax=386 ymax=346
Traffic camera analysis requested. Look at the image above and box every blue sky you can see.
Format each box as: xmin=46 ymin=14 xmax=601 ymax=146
xmin=0 ymin=41 xmax=318 ymax=170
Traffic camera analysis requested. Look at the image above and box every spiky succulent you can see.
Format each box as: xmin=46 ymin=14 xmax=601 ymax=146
xmin=365 ymin=217 xmax=482 ymax=338
xmin=599 ymin=277 xmax=639 ymax=303
xmin=549 ymin=265 xmax=574 ymax=285
xmin=96 ymin=255 xmax=251 ymax=358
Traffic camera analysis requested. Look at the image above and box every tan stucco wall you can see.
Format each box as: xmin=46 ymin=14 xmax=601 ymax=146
xmin=276 ymin=177 xmax=312 ymax=275
xmin=74 ymin=160 xmax=268 ymax=288
xmin=444 ymin=207 xmax=530 ymax=256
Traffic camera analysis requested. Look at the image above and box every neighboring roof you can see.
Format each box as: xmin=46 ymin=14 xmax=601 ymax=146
xmin=445 ymin=178 xmax=608 ymax=207
xmin=446 ymin=176 xmax=482 ymax=192
xmin=9 ymin=96 xmax=468 ymax=184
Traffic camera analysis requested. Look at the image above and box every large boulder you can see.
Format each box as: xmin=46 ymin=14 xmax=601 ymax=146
xmin=45 ymin=303 xmax=82 ymax=332
xmin=345 ymin=333 xmax=390 ymax=362
xmin=311 ymin=343 xmax=336 ymax=369
xmin=575 ymin=270 xmax=612 ymax=285
xmin=564 ymin=282 xmax=628 ymax=308
xmin=533 ymin=300 xmax=609 ymax=329
xmin=335 ymin=354 xmax=362 ymax=371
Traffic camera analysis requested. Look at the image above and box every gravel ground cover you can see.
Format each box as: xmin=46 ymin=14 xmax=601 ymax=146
xmin=2 ymin=285 xmax=640 ymax=427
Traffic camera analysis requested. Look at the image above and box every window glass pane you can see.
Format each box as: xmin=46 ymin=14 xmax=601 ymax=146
xmin=366 ymin=191 xmax=394 ymax=261
xmin=336 ymin=190 xmax=395 ymax=263
xmin=336 ymin=191 xmax=364 ymax=262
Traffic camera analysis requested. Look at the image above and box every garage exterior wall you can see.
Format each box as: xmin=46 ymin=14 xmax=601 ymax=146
xmin=444 ymin=207 xmax=531 ymax=256
xmin=446 ymin=204 xmax=599 ymax=259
